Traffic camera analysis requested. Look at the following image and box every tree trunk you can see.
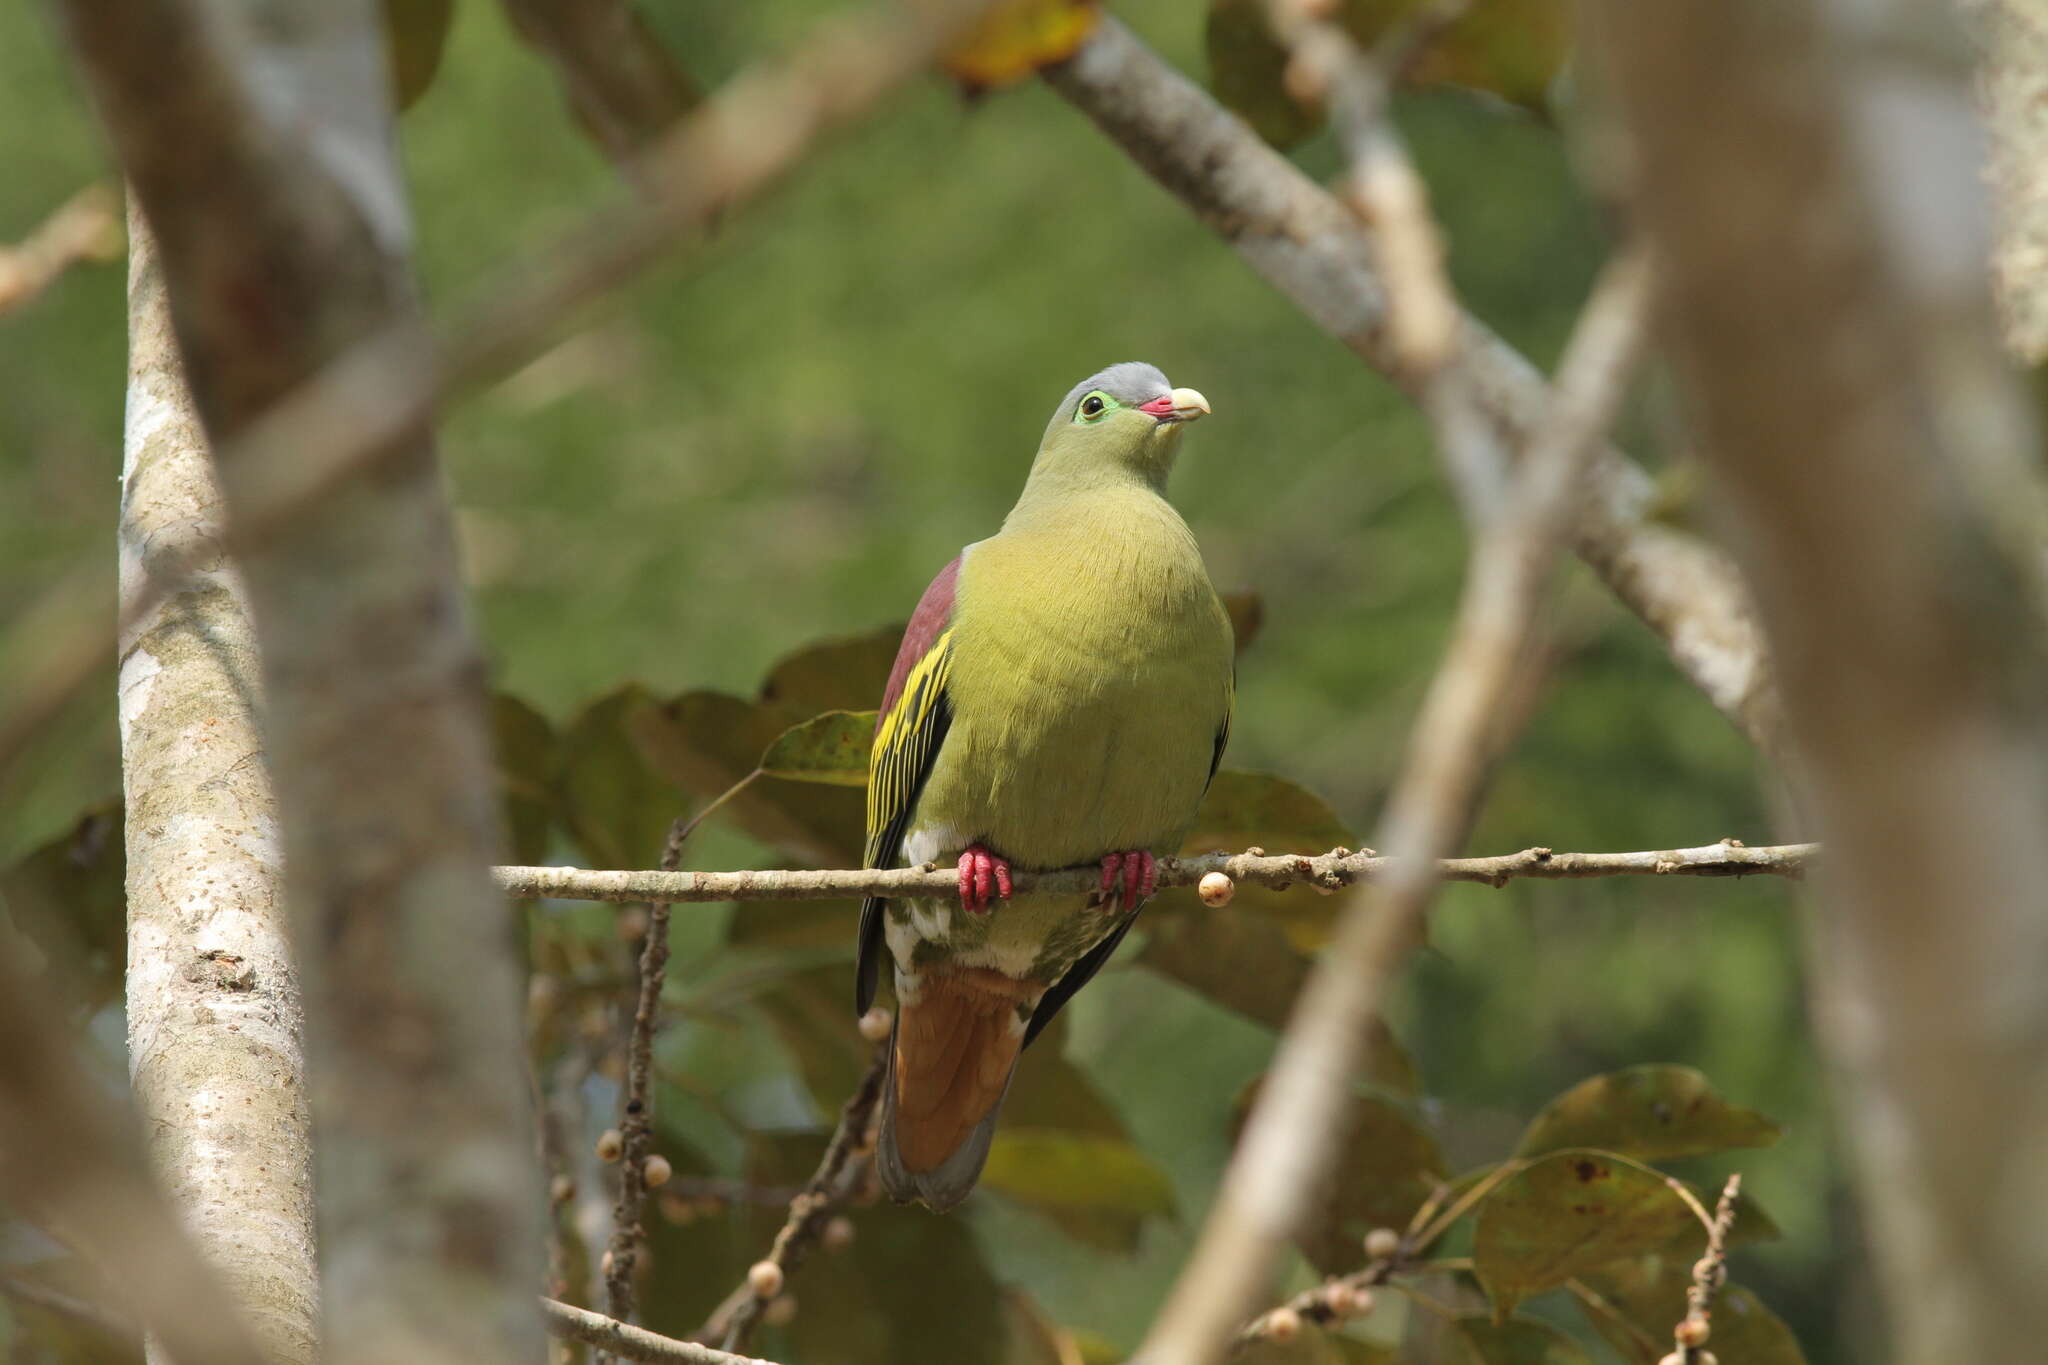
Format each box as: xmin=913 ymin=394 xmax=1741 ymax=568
xmin=1592 ymin=2 xmax=2048 ymax=1360
xmin=59 ymin=2 xmax=546 ymax=1360
xmin=119 ymin=206 xmax=319 ymax=1365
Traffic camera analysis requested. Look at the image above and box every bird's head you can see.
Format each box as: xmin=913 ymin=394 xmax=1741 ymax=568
xmin=1030 ymin=362 xmax=1211 ymax=490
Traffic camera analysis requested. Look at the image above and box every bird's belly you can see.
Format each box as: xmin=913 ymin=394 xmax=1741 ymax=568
xmin=883 ymin=889 xmax=1113 ymax=986
xmin=909 ymin=648 xmax=1220 ymax=871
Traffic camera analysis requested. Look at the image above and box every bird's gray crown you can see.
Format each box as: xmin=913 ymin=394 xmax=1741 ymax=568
xmin=1052 ymin=362 xmax=1171 ymax=423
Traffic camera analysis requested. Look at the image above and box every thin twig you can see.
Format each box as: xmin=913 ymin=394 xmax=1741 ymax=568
xmin=698 ymin=1050 xmax=887 ymax=1352
xmin=1266 ymin=0 xmax=1506 ymax=524
xmin=599 ymin=806 xmax=698 ymax=1337
xmin=0 ymin=182 xmax=121 ymax=315
xmin=1131 ymin=249 xmax=1656 ymax=1365
xmin=1673 ymin=1174 xmax=1741 ymax=1363
xmin=0 ymin=0 xmax=1006 ymax=788
xmin=541 ymin=1297 xmax=781 ymax=1365
xmin=495 ymin=839 xmax=1814 ymax=904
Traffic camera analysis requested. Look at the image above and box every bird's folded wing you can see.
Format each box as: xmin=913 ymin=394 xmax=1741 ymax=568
xmin=857 ymin=556 xmax=962 ymax=1014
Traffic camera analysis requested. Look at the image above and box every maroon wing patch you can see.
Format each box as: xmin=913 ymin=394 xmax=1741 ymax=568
xmin=878 ymin=555 xmax=961 ymax=725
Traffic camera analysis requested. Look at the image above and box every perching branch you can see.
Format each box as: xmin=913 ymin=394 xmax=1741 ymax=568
xmin=1132 ymin=249 xmax=1656 ymax=1365
xmin=1043 ymin=19 xmax=1782 ymax=753
xmin=495 ymin=838 xmax=1810 ymax=904
xmin=541 ymin=1298 xmax=781 ymax=1365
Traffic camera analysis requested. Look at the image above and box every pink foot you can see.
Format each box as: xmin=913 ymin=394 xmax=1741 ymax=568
xmin=957 ymin=843 xmax=1012 ymax=915
xmin=1098 ymin=851 xmax=1157 ymax=913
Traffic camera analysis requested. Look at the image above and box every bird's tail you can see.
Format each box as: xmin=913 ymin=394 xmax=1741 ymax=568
xmin=876 ymin=966 xmax=1041 ymax=1212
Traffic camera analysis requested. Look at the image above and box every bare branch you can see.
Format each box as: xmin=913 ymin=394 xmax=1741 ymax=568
xmin=1132 ymin=249 xmax=1655 ymax=1365
xmin=495 ymin=837 xmax=1810 ymax=904
xmin=540 ymin=1298 xmax=781 ymax=1365
xmin=119 ymin=206 xmax=318 ymax=1365
xmin=0 ymin=0 xmax=1005 ymax=789
xmin=1591 ymin=1 xmax=2048 ymax=1359
xmin=0 ymin=181 xmax=120 ymax=315
xmin=1967 ymin=0 xmax=2048 ymax=361
xmin=1042 ymin=19 xmax=1782 ymax=753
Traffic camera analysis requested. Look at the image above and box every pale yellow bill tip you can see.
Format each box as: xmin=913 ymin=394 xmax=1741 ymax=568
xmin=1170 ymin=387 xmax=1212 ymax=420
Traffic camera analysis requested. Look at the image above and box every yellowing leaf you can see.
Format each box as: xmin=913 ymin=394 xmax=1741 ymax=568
xmin=943 ymin=0 xmax=1101 ymax=92
xmin=760 ymin=710 xmax=877 ymax=787
xmin=1206 ymin=0 xmax=1571 ymax=150
xmin=1472 ymin=1150 xmax=1700 ymax=1318
xmin=1515 ymin=1065 xmax=1782 ymax=1163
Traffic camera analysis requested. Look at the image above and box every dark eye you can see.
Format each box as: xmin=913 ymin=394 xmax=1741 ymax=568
xmin=1080 ymin=394 xmax=1106 ymax=417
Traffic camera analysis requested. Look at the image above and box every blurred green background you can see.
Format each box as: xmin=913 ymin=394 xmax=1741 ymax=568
xmin=0 ymin=2 xmax=1850 ymax=1362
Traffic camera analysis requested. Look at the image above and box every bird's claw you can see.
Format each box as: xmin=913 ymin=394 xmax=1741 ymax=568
xmin=957 ymin=844 xmax=1011 ymax=915
xmin=1098 ymin=851 xmax=1156 ymax=913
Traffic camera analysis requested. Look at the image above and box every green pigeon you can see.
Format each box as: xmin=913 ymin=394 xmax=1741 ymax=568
xmin=858 ymin=362 xmax=1235 ymax=1210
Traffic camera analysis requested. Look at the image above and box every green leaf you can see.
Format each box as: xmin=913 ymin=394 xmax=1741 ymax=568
xmin=992 ymin=1013 xmax=1167 ymax=1251
xmin=492 ymin=693 xmax=559 ymax=868
xmin=380 ymin=0 xmax=454 ymax=111
xmin=1444 ymin=1316 xmax=1593 ymax=1365
xmin=1205 ymin=0 xmax=1319 ymax=149
xmin=749 ymin=963 xmax=872 ymax=1111
xmin=557 ymin=684 xmax=681 ymax=868
xmin=981 ymin=1128 xmax=1176 ymax=1217
xmin=1141 ymin=903 xmax=1307 ymax=1030
xmin=759 ymin=710 xmax=876 ymax=787
xmin=1578 ymin=1255 xmax=1806 ymax=1365
xmin=1237 ymin=1080 xmax=1446 ymax=1273
xmin=1472 ymin=1150 xmax=1702 ymax=1318
xmin=0 ymin=802 xmax=125 ymax=1014
xmin=632 ymin=689 xmax=865 ymax=865
xmin=1515 ymin=1065 xmax=1783 ymax=1163
xmin=504 ymin=0 xmax=701 ymax=162
xmin=1184 ymin=769 xmax=1355 ymax=854
xmin=758 ymin=626 xmax=903 ymax=715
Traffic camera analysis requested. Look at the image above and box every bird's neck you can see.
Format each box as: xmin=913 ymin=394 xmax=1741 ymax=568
xmin=1004 ymin=461 xmax=1168 ymax=532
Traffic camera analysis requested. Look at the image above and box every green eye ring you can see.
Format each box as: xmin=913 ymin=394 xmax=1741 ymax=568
xmin=1076 ymin=391 xmax=1116 ymax=422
